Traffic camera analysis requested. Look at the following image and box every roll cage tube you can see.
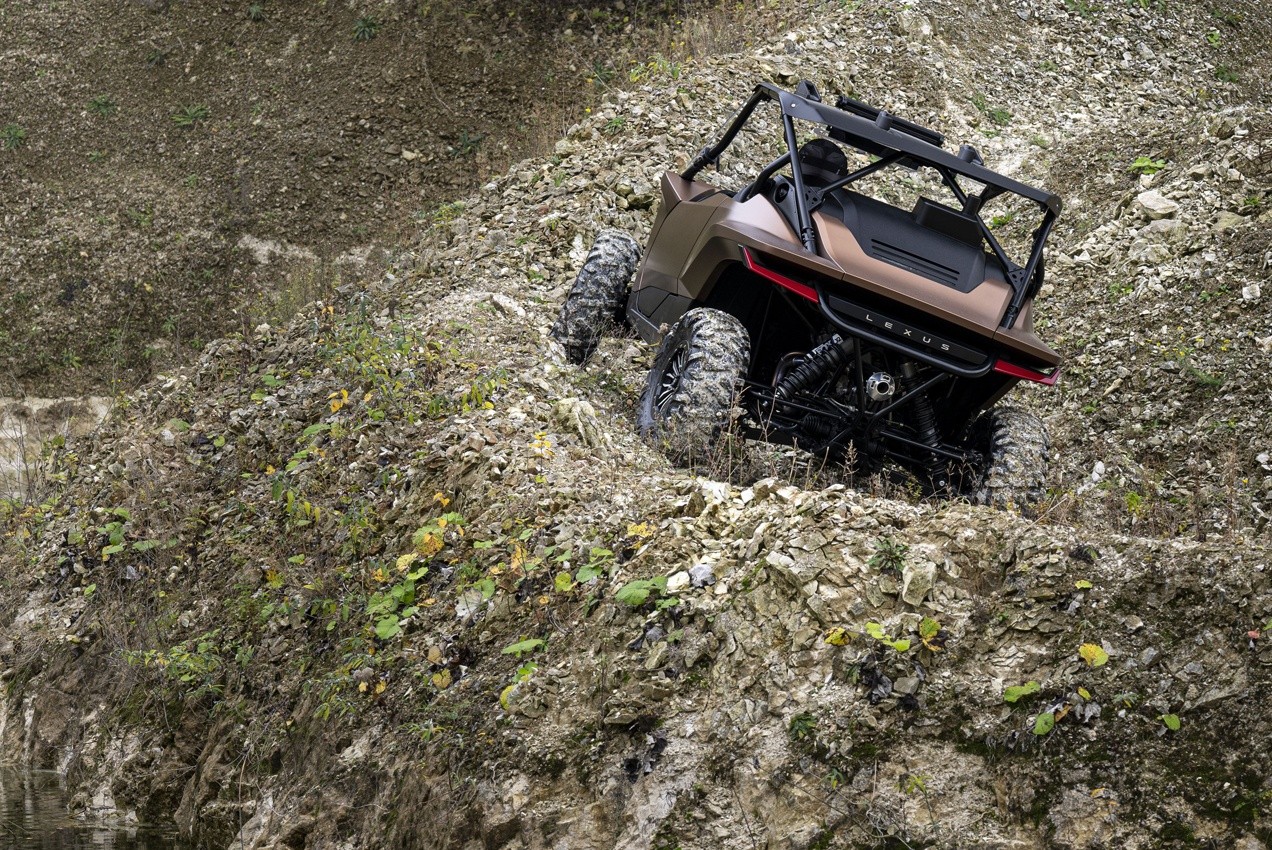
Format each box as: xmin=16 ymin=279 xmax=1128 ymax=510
xmin=679 ymin=81 xmax=1062 ymax=329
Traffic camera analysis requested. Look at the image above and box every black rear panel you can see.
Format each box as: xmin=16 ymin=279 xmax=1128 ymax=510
xmin=826 ymin=190 xmax=1002 ymax=294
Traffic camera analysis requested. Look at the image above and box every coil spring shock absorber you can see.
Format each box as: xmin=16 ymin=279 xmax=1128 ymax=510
xmin=902 ymin=363 xmax=950 ymax=491
xmin=774 ymin=335 xmax=847 ymax=401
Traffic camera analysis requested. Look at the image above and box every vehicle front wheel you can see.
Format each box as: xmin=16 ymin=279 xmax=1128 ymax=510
xmin=550 ymin=230 xmax=640 ymax=365
xmin=966 ymin=407 xmax=1050 ymax=509
xmin=638 ymin=307 xmax=751 ymax=465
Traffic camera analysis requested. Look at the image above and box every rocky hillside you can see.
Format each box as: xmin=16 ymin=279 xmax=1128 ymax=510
xmin=0 ymin=0 xmax=758 ymax=396
xmin=1 ymin=1 xmax=1270 ymax=849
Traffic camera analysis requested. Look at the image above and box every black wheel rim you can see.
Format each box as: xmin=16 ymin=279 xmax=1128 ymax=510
xmin=654 ymin=346 xmax=687 ymax=415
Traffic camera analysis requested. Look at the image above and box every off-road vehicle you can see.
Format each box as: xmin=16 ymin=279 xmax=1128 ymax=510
xmin=552 ymin=81 xmax=1062 ymax=505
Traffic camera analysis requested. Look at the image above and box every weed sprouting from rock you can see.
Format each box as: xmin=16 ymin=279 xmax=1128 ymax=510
xmin=353 ymin=15 xmax=381 ymax=41
xmin=2 ymin=124 xmax=26 ymax=151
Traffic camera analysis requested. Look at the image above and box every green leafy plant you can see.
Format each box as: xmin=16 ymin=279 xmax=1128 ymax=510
xmin=1003 ymin=681 xmax=1041 ymax=704
xmin=603 ymin=116 xmax=627 ymax=136
xmin=172 ymin=104 xmax=210 ymax=127
xmin=1215 ymin=66 xmax=1239 ymax=83
xmin=88 ymin=95 xmax=117 ymax=117
xmin=918 ymin=616 xmax=944 ymax=651
xmin=353 ymin=15 xmax=381 ymax=41
xmin=1129 ymin=155 xmax=1167 ymax=175
xmin=615 ymin=576 xmax=675 ymax=608
xmin=1205 ymin=30 xmax=1222 ymax=46
xmin=247 ymin=3 xmax=266 ymax=21
xmin=868 ymin=536 xmax=908 ymax=573
xmin=1160 ymin=713 xmax=1181 ymax=731
xmin=2 ymin=124 xmax=26 ymax=151
xmin=1033 ymin=711 xmax=1056 ymax=736
xmin=451 ymin=129 xmax=484 ymax=157
xmin=575 ymin=547 xmax=614 ymax=583
xmin=366 ymin=542 xmax=438 ymax=639
xmin=501 ymin=638 xmax=544 ymax=658
xmin=788 ymin=712 xmax=817 ymax=741
xmin=865 ymin=621 xmax=910 ymax=652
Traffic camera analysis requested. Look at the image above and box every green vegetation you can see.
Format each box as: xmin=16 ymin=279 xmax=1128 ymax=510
xmin=868 ymin=535 xmax=908 ymax=573
xmin=172 ymin=104 xmax=210 ymax=127
xmin=1 ymin=124 xmax=26 ymax=150
xmin=788 ymin=712 xmax=817 ymax=741
xmin=971 ymin=93 xmax=1011 ymax=126
xmin=1003 ymin=681 xmax=1041 ymax=703
xmin=247 ymin=3 xmax=265 ymax=22
xmin=1129 ymin=155 xmax=1167 ymax=175
xmin=353 ymin=15 xmax=381 ymax=41
xmin=451 ymin=129 xmax=483 ymax=157
xmin=88 ymin=95 xmax=117 ymax=117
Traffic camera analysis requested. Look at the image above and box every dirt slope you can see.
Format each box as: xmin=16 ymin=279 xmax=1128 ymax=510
xmin=0 ymin=2 xmax=1270 ymax=849
xmin=0 ymin=0 xmax=755 ymax=395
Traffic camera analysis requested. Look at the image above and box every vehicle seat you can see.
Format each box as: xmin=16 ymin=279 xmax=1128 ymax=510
xmin=797 ymin=138 xmax=848 ymax=187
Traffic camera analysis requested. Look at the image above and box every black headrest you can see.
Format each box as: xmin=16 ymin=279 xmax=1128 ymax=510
xmin=798 ymin=138 xmax=848 ymax=186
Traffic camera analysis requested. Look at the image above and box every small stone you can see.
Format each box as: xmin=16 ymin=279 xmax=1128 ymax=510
xmin=893 ymin=676 xmax=920 ymax=695
xmin=900 ymin=559 xmax=936 ymax=606
xmin=1134 ymin=190 xmax=1179 ymax=220
xmin=1241 ymin=283 xmax=1261 ymax=302
xmin=689 ymin=563 xmax=716 ymax=587
xmin=666 ymin=571 xmax=691 ymax=594
xmin=1214 ymin=211 xmax=1246 ymax=232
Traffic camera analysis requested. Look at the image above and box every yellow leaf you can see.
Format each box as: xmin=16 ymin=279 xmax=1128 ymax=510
xmin=1078 ymin=686 xmax=1092 ymax=700
xmin=416 ymin=532 xmax=442 ymax=557
xmin=499 ymin=683 xmax=517 ymax=710
xmin=511 ymin=543 xmax=526 ymax=570
xmin=371 ymin=567 xmax=389 ymax=583
xmin=627 ymin=522 xmax=652 ymax=539
xmin=825 ymin=627 xmax=851 ymax=646
xmin=396 ymin=553 xmax=419 ymax=572
xmin=1079 ymin=643 xmax=1109 ymax=668
xmin=437 ymin=517 xmax=448 ymax=529
xmin=374 ymin=680 xmax=387 ymax=695
xmin=537 ymin=595 xmax=550 ymax=605
xmin=433 ymin=492 xmax=450 ymax=507
xmin=358 ymin=681 xmax=368 ymax=693
xmin=363 ymin=391 xmax=374 ymax=403
xmin=427 ymin=646 xmax=443 ymax=664
xmin=432 ymin=669 xmax=452 ymax=690
xmin=422 ymin=597 xmax=437 ymax=607
xmin=265 ymin=465 xmax=275 ymax=474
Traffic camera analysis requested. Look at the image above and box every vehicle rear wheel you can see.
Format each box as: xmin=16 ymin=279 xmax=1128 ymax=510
xmin=638 ymin=308 xmax=751 ymax=464
xmin=551 ymin=230 xmax=640 ymax=365
xmin=966 ymin=407 xmax=1050 ymax=509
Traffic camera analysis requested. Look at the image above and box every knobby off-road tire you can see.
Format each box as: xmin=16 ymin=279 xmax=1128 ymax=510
xmin=968 ymin=406 xmax=1050 ymax=509
xmin=550 ymin=230 xmax=640 ymax=365
xmin=638 ymin=307 xmax=751 ymax=465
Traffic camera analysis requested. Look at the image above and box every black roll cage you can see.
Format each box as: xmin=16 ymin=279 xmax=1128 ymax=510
xmin=682 ymin=81 xmax=1062 ymax=330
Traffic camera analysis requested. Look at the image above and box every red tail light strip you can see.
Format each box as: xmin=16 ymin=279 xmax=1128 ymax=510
xmin=992 ymin=359 xmax=1060 ymax=386
xmin=742 ymin=247 xmax=819 ymax=303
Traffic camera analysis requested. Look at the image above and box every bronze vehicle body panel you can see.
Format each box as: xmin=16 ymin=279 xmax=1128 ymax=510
xmin=636 ymin=184 xmax=1060 ymax=370
xmin=621 ymin=80 xmax=1064 ymax=488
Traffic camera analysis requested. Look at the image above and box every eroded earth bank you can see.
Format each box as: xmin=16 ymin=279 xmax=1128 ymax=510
xmin=1 ymin=1 xmax=1271 ymax=848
